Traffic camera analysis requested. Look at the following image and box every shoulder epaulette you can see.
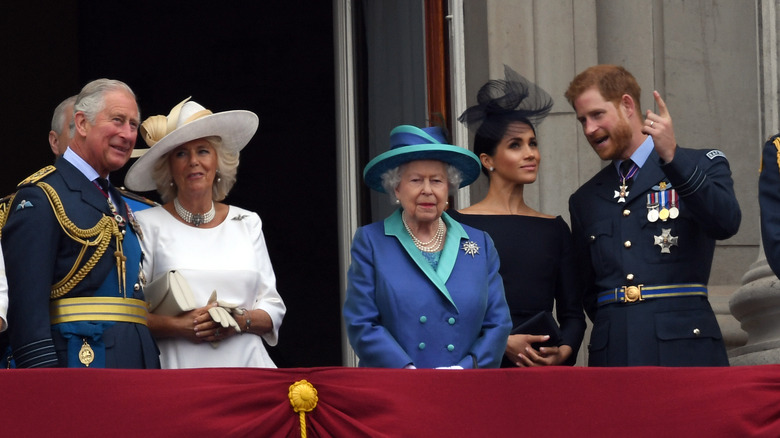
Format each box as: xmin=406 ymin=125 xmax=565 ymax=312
xmin=118 ymin=188 xmax=159 ymax=207
xmin=18 ymin=165 xmax=56 ymax=187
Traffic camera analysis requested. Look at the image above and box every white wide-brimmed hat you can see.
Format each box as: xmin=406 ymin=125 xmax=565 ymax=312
xmin=124 ymin=97 xmax=258 ymax=191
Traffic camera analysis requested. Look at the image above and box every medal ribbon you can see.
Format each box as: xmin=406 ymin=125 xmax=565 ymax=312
xmin=619 ymin=162 xmax=639 ymax=183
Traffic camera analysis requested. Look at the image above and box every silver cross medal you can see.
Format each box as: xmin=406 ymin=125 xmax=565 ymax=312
xmin=653 ymin=228 xmax=678 ymax=253
xmin=614 ymin=181 xmax=629 ymax=203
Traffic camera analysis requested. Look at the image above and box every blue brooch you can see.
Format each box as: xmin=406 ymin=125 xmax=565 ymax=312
xmin=461 ymin=241 xmax=480 ymax=258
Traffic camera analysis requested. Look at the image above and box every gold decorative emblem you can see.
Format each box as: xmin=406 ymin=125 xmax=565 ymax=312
xmin=623 ymin=285 xmax=643 ymax=303
xmin=79 ymin=338 xmax=95 ymax=367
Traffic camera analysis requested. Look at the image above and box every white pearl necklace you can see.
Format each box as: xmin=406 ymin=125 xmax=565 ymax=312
xmin=402 ymin=212 xmax=445 ymax=252
xmin=174 ymin=197 xmax=215 ymax=227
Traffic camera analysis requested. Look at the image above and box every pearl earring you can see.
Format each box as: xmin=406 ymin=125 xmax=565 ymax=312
xmin=445 ymin=201 xmax=449 ymax=205
xmin=489 ymin=167 xmax=495 ymax=172
xmin=394 ymin=199 xmax=400 ymax=204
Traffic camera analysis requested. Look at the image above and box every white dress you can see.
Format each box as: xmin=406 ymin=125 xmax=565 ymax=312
xmin=136 ymin=205 xmax=286 ymax=369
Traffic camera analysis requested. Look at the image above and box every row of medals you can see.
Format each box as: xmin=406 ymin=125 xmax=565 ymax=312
xmin=645 ymin=182 xmax=678 ymax=223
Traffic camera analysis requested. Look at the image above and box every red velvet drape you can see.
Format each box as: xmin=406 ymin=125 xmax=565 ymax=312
xmin=3 ymin=366 xmax=780 ymax=437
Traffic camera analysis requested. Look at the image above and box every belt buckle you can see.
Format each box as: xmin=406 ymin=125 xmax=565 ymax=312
xmin=621 ymin=284 xmax=644 ymax=303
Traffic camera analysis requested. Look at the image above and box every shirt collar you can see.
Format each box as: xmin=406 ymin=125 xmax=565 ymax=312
xmin=63 ymin=146 xmax=102 ymax=183
xmin=614 ymin=135 xmax=654 ymax=173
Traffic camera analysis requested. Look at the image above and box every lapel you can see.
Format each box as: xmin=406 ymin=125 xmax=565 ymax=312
xmin=592 ymin=165 xmax=620 ymax=203
xmin=55 ymin=157 xmax=112 ymax=215
xmin=384 ymin=210 xmax=468 ymax=310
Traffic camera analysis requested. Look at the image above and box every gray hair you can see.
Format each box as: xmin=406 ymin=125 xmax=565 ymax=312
xmin=51 ymin=95 xmax=77 ymax=136
xmin=380 ymin=162 xmax=463 ymax=204
xmin=74 ymin=79 xmax=138 ymax=125
xmin=152 ymin=136 xmax=240 ymax=203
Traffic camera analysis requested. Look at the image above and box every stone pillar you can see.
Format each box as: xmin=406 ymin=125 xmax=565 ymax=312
xmin=727 ymin=0 xmax=780 ymax=366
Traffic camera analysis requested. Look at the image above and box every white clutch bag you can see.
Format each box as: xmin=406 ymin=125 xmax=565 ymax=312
xmin=144 ymin=270 xmax=198 ymax=316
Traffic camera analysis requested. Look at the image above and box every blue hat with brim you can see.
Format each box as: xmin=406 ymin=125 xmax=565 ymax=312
xmin=363 ymin=125 xmax=481 ymax=193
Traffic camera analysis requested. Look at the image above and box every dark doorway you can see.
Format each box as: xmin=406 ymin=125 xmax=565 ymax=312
xmin=2 ymin=2 xmax=341 ymax=367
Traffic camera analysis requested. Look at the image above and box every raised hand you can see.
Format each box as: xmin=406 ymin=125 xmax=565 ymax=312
xmin=642 ymin=90 xmax=677 ymax=163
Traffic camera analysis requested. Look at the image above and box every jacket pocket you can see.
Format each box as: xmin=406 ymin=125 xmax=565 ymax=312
xmin=655 ymin=309 xmax=727 ymax=366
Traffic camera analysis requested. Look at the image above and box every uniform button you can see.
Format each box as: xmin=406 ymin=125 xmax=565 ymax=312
xmin=693 ymin=328 xmax=701 ymax=336
xmin=623 ymin=209 xmax=630 ymax=216
xmin=419 ymin=316 xmax=427 ymax=323
xmin=448 ymin=317 xmax=455 ymax=325
xmin=624 ymin=241 xmax=632 ymax=248
xmin=418 ymin=343 xmax=426 ymax=350
xmin=626 ymin=274 xmax=634 ymax=281
xmin=134 ymin=283 xmax=141 ymax=291
xmin=121 ymin=229 xmax=126 ymax=235
xmin=447 ymin=344 xmax=455 ymax=352
xmin=589 ymin=235 xmax=596 ymax=242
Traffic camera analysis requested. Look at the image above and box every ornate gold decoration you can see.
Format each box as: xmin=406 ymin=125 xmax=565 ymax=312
xmin=623 ymin=285 xmax=643 ymax=303
xmin=37 ymin=182 xmax=124 ymax=298
xmin=289 ymin=380 xmax=318 ymax=438
xmin=79 ymin=338 xmax=95 ymax=367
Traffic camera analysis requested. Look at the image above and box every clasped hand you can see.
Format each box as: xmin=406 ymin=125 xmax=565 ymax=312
xmin=506 ymin=333 xmax=572 ymax=367
xmin=190 ymin=291 xmax=243 ymax=344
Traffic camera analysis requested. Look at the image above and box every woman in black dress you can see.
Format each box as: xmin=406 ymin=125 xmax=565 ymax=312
xmin=449 ymin=66 xmax=586 ymax=367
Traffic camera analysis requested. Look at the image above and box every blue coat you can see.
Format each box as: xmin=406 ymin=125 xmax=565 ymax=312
xmin=569 ymin=145 xmax=740 ymax=366
xmin=760 ymin=134 xmax=780 ymax=277
xmin=343 ymin=210 xmax=511 ymax=368
xmin=2 ymin=157 xmax=159 ymax=368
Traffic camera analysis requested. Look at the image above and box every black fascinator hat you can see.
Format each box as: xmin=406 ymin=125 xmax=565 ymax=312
xmin=458 ymin=65 xmax=553 ymax=144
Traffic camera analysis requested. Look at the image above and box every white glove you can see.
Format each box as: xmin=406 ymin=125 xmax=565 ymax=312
xmin=207 ymin=306 xmax=241 ymax=333
xmin=207 ymin=290 xmax=241 ymax=333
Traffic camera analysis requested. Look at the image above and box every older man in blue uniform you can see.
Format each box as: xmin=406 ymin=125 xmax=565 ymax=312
xmin=565 ymin=65 xmax=740 ymax=366
xmin=2 ymin=79 xmax=159 ymax=368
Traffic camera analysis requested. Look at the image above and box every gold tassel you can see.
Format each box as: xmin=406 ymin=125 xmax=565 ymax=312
xmin=288 ymin=380 xmax=318 ymax=438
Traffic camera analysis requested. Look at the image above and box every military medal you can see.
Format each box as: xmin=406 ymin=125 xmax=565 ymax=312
xmin=79 ymin=338 xmax=95 ymax=367
xmin=107 ymin=199 xmax=126 ymax=228
xmin=646 ymin=193 xmax=659 ymax=222
xmin=669 ymin=189 xmax=679 ymax=219
xmin=653 ymin=228 xmax=678 ymax=254
xmin=614 ymin=161 xmax=638 ymax=203
xmin=614 ymin=184 xmax=629 ymax=203
xmin=658 ymin=189 xmax=669 ymax=221
xmin=126 ymin=205 xmax=143 ymax=240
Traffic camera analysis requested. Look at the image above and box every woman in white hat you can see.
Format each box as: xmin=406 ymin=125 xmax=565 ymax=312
xmin=450 ymin=66 xmax=585 ymax=367
xmin=342 ymin=124 xmax=511 ymax=369
xmin=124 ymin=98 xmax=286 ymax=369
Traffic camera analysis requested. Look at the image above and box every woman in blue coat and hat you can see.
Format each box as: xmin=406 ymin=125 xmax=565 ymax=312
xmin=343 ymin=124 xmax=512 ymax=369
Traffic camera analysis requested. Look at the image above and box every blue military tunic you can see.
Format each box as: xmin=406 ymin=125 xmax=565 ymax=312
xmin=2 ymin=156 xmax=159 ymax=368
xmin=343 ymin=210 xmax=511 ymax=369
xmin=569 ymin=139 xmax=740 ymax=366
xmin=760 ymin=134 xmax=780 ymax=277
